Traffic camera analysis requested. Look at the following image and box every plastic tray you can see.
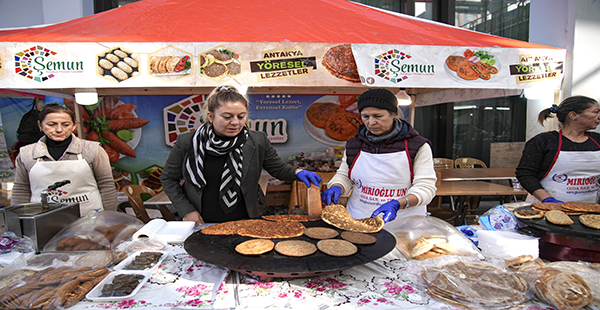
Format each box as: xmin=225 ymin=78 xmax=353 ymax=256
xmin=86 ymin=270 xmax=151 ymax=301
xmin=113 ymin=250 xmax=167 ymax=271
xmin=154 ymin=221 xmax=195 ymax=243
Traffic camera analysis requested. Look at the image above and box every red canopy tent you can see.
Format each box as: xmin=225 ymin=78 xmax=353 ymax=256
xmin=0 ymin=0 xmax=565 ymax=101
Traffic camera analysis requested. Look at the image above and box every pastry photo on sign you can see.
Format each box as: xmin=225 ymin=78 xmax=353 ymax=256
xmin=304 ymin=95 xmax=362 ymax=146
xmin=445 ymin=48 xmax=499 ymax=82
xmin=148 ymin=45 xmax=193 ymax=82
xmin=199 ymin=46 xmax=242 ymax=80
xmin=97 ymin=47 xmax=140 ymax=83
xmin=322 ymin=43 xmax=361 ymax=83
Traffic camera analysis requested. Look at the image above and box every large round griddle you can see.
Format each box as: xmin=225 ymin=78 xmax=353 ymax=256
xmin=184 ymin=220 xmax=396 ymax=280
xmin=514 ymin=205 xmax=600 ymax=262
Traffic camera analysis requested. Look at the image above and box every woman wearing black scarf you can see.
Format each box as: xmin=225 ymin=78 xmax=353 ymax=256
xmin=161 ymin=86 xmax=321 ymax=224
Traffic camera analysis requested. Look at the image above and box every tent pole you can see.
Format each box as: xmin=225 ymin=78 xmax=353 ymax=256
xmin=74 ymin=103 xmax=84 ymax=139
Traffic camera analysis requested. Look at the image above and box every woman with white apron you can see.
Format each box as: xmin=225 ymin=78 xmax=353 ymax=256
xmin=516 ymin=96 xmax=600 ymax=204
xmin=11 ymin=103 xmax=118 ymax=217
xmin=321 ymin=89 xmax=437 ymax=227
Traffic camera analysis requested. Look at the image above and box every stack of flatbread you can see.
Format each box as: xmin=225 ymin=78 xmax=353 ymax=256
xmin=423 ymin=261 xmax=529 ymax=309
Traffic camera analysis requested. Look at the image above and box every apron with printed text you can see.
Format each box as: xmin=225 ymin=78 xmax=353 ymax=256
xmin=527 ymin=131 xmax=600 ymax=203
xmin=29 ymin=154 xmax=103 ymax=217
xmin=347 ymin=145 xmax=426 ymax=227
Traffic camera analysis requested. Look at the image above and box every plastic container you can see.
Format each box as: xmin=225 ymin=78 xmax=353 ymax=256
xmin=113 ymin=250 xmax=167 ymax=271
xmin=86 ymin=270 xmax=151 ymax=301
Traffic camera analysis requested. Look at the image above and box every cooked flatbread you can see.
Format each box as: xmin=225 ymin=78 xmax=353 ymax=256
xmin=235 ymin=239 xmax=274 ymax=255
xmin=422 ymin=261 xmax=529 ymax=307
xmin=203 ymin=62 xmax=228 ymax=79
xmin=545 ymin=210 xmax=574 ymax=225
xmin=321 ymin=204 xmax=384 ymax=233
xmin=304 ymin=227 xmax=339 ymax=239
xmin=414 ymin=250 xmax=445 ymax=260
xmin=236 ymin=220 xmax=305 ymax=239
xmin=579 ymin=214 xmax=600 ymax=229
xmin=504 ymin=254 xmax=534 ymax=268
xmin=410 ymin=237 xmax=434 ymax=258
xmin=166 ymin=56 xmax=181 ymax=73
xmin=534 ymin=268 xmax=592 ymax=310
xmin=262 ymin=214 xmax=321 ymax=222
xmin=431 ymin=242 xmax=456 ymax=255
xmin=317 ymin=239 xmax=357 ymax=257
xmin=75 ymin=251 xmax=114 ymax=267
xmin=563 ymin=201 xmax=600 ymax=213
xmin=274 ymin=240 xmax=317 ymax=257
xmin=531 ymin=202 xmax=566 ymax=211
xmin=201 ymin=219 xmax=262 ymax=235
xmin=340 ymin=231 xmax=377 ymax=245
xmin=513 ymin=208 xmax=544 ymax=219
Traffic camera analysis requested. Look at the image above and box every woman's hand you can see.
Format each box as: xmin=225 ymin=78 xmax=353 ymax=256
xmin=371 ymin=200 xmax=401 ymax=223
xmin=182 ymin=211 xmax=204 ymax=224
xmin=296 ymin=170 xmax=322 ymax=187
xmin=321 ymin=185 xmax=342 ymax=205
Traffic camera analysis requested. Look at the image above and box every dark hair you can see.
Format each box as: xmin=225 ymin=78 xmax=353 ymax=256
xmin=537 ymin=95 xmax=598 ymax=125
xmin=39 ymin=103 xmax=75 ymax=123
xmin=205 ymin=85 xmax=248 ymax=116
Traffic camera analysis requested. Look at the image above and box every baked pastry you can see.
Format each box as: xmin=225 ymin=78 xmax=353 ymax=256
xmin=340 ymin=231 xmax=377 ymax=245
xmin=410 ymin=237 xmax=434 ymax=258
xmin=235 ymin=239 xmax=274 ymax=255
xmin=534 ymin=268 xmax=592 ymax=310
xmin=545 ymin=210 xmax=574 ymax=225
xmin=304 ymin=227 xmax=339 ymax=239
xmin=579 ymin=214 xmax=600 ymax=229
xmin=513 ymin=208 xmax=544 ymax=219
xmin=563 ymin=201 xmax=600 ymax=213
xmin=261 ymin=214 xmax=321 ymax=222
xmin=236 ymin=220 xmax=305 ymax=239
xmin=317 ymin=239 xmax=357 ymax=257
xmin=203 ymin=62 xmax=228 ymax=79
xmin=274 ymin=240 xmax=317 ymax=257
xmin=321 ymin=204 xmax=384 ymax=233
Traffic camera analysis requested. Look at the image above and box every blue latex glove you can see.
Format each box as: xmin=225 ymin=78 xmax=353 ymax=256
xmin=542 ymin=197 xmax=563 ymax=203
xmin=321 ymin=185 xmax=342 ymax=205
xmin=296 ymin=170 xmax=322 ymax=188
xmin=371 ymin=199 xmax=401 ymax=223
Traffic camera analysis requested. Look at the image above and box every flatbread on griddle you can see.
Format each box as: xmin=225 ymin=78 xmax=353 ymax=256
xmin=274 ymin=240 xmax=317 ymax=257
xmin=563 ymin=201 xmax=600 ymax=213
xmin=201 ymin=219 xmax=263 ymax=235
xmin=340 ymin=231 xmax=377 ymax=245
xmin=545 ymin=210 xmax=574 ymax=225
xmin=317 ymin=239 xmax=357 ymax=257
xmin=579 ymin=214 xmax=600 ymax=229
xmin=321 ymin=204 xmax=384 ymax=233
xmin=235 ymin=239 xmax=274 ymax=255
xmin=261 ymin=214 xmax=321 ymax=222
xmin=236 ymin=220 xmax=306 ymax=239
xmin=513 ymin=208 xmax=544 ymax=219
xmin=304 ymin=227 xmax=339 ymax=239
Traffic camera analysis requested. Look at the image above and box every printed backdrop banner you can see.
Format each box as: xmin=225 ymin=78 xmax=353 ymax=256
xmin=0 ymin=42 xmax=565 ymax=90
xmin=0 ymin=93 xmax=389 ymax=187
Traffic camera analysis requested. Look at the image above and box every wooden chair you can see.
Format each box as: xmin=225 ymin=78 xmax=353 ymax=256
xmin=122 ymin=185 xmax=176 ymax=223
xmin=455 ymin=157 xmax=487 ymax=169
xmin=433 ymin=158 xmax=454 ymax=169
xmin=453 ymin=158 xmax=488 ymax=223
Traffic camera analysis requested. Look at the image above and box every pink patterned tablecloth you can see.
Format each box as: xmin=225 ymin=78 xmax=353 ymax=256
xmin=67 ymin=242 xmax=593 ymax=310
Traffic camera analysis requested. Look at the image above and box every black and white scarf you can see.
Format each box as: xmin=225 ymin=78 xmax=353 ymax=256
xmin=185 ymin=123 xmax=248 ymax=212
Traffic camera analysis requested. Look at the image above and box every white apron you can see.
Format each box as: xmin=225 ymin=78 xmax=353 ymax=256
xmin=347 ymin=143 xmax=426 ymax=228
xmin=527 ymin=131 xmax=600 ymax=203
xmin=29 ymin=154 xmax=103 ymax=217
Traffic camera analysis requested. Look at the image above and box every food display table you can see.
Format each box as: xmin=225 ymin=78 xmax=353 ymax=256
xmin=63 ymin=228 xmax=587 ymax=310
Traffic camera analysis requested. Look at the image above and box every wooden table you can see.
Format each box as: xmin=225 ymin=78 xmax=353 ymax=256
xmin=437 ymin=167 xmax=517 ymax=181
xmin=434 ymin=181 xmax=528 ymax=225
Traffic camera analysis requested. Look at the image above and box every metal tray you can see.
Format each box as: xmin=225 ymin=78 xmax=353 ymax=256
xmin=184 ymin=220 xmax=396 ymax=279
